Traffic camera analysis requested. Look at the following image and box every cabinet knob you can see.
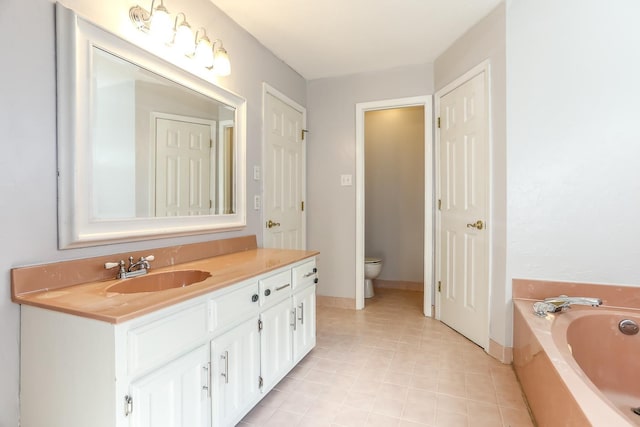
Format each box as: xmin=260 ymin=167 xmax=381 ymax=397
xmin=314 ymin=278 xmax=318 ymax=284
xmin=251 ymin=294 xmax=259 ymax=302
xmin=313 ymin=267 xmax=317 ymax=273
xmin=264 ymin=289 xmax=271 ymax=296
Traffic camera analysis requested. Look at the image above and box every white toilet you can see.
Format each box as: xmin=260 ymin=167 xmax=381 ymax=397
xmin=364 ymin=257 xmax=383 ymax=298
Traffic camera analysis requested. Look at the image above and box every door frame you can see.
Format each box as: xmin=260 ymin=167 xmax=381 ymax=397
xmin=261 ymin=83 xmax=308 ymax=249
xmin=355 ymin=96 xmax=433 ymax=313
xmin=434 ymin=61 xmax=492 ymax=347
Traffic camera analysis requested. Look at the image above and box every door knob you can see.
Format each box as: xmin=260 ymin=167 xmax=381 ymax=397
xmin=266 ymin=219 xmax=280 ymax=228
xmin=466 ymin=220 xmax=484 ymax=230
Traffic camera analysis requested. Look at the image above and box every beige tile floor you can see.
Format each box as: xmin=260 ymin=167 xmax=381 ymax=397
xmin=239 ymin=288 xmax=534 ymax=427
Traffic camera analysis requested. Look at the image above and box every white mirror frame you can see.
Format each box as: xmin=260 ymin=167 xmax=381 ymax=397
xmin=56 ymin=3 xmax=246 ymax=249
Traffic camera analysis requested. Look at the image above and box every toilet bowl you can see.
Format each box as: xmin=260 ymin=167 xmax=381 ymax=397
xmin=364 ymin=257 xmax=383 ymax=298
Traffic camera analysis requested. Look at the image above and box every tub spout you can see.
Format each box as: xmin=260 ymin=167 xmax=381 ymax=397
xmin=533 ymin=295 xmax=602 ymax=316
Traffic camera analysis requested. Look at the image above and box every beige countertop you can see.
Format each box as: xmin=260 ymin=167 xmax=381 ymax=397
xmin=13 ymin=248 xmax=318 ymax=324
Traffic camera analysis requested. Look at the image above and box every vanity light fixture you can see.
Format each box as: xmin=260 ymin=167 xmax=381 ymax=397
xmin=172 ymin=13 xmax=194 ymax=55
xmin=130 ymin=0 xmax=173 ymax=44
xmin=129 ymin=1 xmax=231 ymax=76
xmin=194 ymin=29 xmax=214 ymax=68
xmin=213 ymin=42 xmax=231 ymax=77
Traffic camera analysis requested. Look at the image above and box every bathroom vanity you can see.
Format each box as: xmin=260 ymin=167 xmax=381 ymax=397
xmin=12 ymin=237 xmax=318 ymax=427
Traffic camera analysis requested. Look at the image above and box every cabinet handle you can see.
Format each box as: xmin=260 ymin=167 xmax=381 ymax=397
xmin=303 ymin=271 xmax=315 ymax=278
xmin=251 ymin=293 xmax=259 ymax=302
xmin=291 ymin=309 xmax=297 ymax=331
xmin=221 ymin=351 xmax=229 ymax=384
xmin=276 ymin=283 xmax=291 ymax=291
xmin=298 ymin=303 xmax=304 ymax=325
xmin=202 ymin=362 xmax=211 ymax=397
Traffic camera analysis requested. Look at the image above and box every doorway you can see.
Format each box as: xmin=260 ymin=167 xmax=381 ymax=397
xmin=355 ymin=96 xmax=433 ymax=313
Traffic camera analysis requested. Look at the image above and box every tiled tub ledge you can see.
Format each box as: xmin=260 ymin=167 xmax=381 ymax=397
xmin=513 ymin=278 xmax=640 ymax=427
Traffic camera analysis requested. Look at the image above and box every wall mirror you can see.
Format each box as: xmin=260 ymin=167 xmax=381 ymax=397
xmin=56 ymin=3 xmax=246 ymax=248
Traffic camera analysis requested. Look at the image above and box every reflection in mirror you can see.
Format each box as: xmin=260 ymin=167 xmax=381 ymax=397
xmin=92 ymin=47 xmax=236 ymax=219
xmin=56 ymin=3 xmax=246 ymax=248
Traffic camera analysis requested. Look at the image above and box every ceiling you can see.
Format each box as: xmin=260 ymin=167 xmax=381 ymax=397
xmin=210 ymin=0 xmax=503 ymax=80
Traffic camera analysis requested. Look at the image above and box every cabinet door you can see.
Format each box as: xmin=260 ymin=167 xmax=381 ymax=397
xmin=293 ymin=284 xmax=316 ymax=364
xmin=211 ymin=317 xmax=261 ymax=427
xmin=129 ymin=345 xmax=210 ymax=427
xmin=260 ymin=297 xmax=294 ymax=392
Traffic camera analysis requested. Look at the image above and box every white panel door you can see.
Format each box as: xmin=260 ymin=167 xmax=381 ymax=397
xmin=438 ymin=72 xmax=489 ymax=348
xmin=263 ymin=93 xmax=304 ymax=249
xmin=129 ymin=345 xmax=210 ymax=427
xmin=211 ymin=317 xmax=261 ymax=427
xmin=292 ymin=284 xmax=316 ymax=364
xmin=259 ymin=298 xmax=294 ymax=391
xmin=155 ymin=118 xmax=212 ymax=216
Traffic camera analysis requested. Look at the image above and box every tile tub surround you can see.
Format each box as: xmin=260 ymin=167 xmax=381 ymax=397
xmin=241 ymin=288 xmax=534 ymax=427
xmin=513 ymin=278 xmax=640 ymax=427
xmin=12 ymin=236 xmax=318 ymax=323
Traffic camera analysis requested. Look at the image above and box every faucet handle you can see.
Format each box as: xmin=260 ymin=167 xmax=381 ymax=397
xmin=105 ymin=260 xmax=125 ymax=269
xmin=143 ymin=255 xmax=155 ymax=261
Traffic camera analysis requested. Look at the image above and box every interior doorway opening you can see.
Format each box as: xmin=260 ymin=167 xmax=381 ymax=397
xmin=355 ymin=96 xmax=433 ymax=314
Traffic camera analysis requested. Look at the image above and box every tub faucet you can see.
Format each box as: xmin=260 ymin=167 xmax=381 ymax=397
xmin=533 ymin=295 xmax=602 ymax=316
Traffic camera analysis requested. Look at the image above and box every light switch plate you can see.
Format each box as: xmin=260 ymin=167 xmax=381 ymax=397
xmin=253 ymin=195 xmax=261 ymax=210
xmin=253 ymin=166 xmax=261 ymax=181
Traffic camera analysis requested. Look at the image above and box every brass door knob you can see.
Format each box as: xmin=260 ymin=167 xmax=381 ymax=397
xmin=266 ymin=219 xmax=281 ymax=228
xmin=466 ymin=220 xmax=484 ymax=230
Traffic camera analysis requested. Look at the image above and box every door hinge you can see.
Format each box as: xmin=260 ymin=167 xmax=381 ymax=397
xmin=438 ymin=199 xmax=441 ymax=210
xmin=210 ymin=139 xmax=213 ymax=148
xmin=301 ymin=129 xmax=309 ymax=141
xmin=258 ymin=319 xmax=263 ymax=331
xmin=437 ymin=117 xmax=441 ymax=128
xmin=259 ymin=376 xmax=264 ymax=389
xmin=124 ymin=395 xmax=133 ymax=417
xmin=209 ymin=200 xmax=213 ymax=209
xmin=301 ymin=201 xmax=304 ymax=211
xmin=438 ymin=281 xmax=442 ymax=292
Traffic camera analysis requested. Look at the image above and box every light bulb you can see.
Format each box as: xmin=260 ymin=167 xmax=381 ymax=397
xmin=213 ymin=46 xmax=231 ymax=76
xmin=149 ymin=4 xmax=172 ymax=44
xmin=174 ymin=23 xmax=194 ymax=55
xmin=194 ymin=38 xmax=214 ymax=68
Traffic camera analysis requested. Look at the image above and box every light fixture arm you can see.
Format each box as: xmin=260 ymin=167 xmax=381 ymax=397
xmin=173 ymin=12 xmax=188 ymax=31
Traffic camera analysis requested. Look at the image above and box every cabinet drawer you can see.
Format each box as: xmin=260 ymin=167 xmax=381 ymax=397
xmin=292 ymin=259 xmax=317 ymax=291
xmin=128 ymin=302 xmax=208 ymax=376
xmin=211 ymin=280 xmax=260 ymax=332
xmin=259 ymin=270 xmax=291 ymax=307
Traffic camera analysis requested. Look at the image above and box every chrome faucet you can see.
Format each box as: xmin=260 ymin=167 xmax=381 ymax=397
xmin=533 ymin=295 xmax=602 ymax=316
xmin=104 ymin=255 xmax=155 ymax=279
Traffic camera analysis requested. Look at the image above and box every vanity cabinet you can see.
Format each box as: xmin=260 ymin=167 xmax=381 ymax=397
xmin=293 ymin=284 xmax=317 ymax=364
xmin=211 ymin=317 xmax=261 ymax=427
xmin=19 ymin=256 xmax=317 ymax=427
xmin=129 ymin=344 xmax=211 ymax=427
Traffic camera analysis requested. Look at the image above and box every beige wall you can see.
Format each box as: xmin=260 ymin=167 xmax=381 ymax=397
xmin=0 ymin=0 xmax=305 ymax=423
xmin=506 ymin=0 xmax=640 ymax=346
xmin=364 ymin=107 xmax=425 ymax=283
xmin=434 ymin=3 xmax=507 ymax=349
xmin=307 ymin=64 xmax=434 ymax=299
